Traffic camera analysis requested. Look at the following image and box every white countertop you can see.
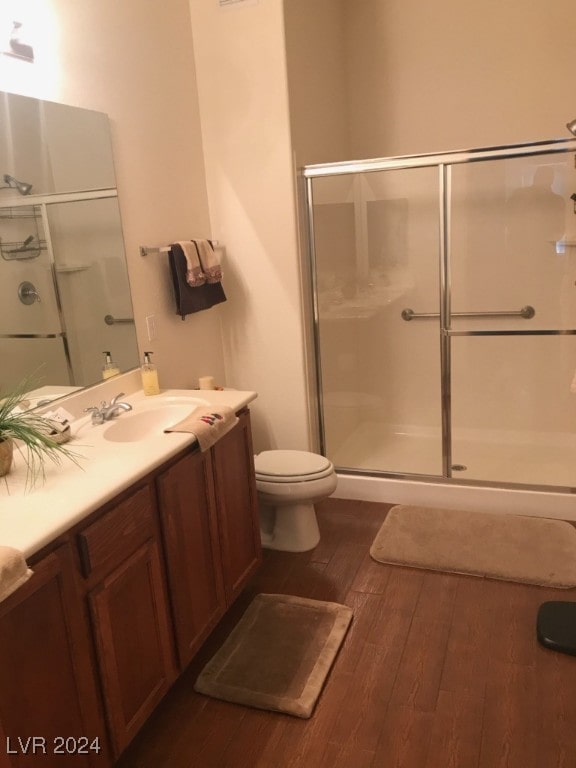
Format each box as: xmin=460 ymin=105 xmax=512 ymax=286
xmin=0 ymin=386 xmax=257 ymax=559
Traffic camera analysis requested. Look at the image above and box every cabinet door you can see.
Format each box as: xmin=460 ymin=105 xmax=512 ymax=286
xmin=88 ymin=539 xmax=176 ymax=758
xmin=157 ymin=449 xmax=225 ymax=669
xmin=0 ymin=545 xmax=109 ymax=768
xmin=211 ymin=410 xmax=262 ymax=603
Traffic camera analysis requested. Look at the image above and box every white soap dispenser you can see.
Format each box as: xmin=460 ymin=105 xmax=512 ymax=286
xmin=141 ymin=351 xmax=160 ymax=396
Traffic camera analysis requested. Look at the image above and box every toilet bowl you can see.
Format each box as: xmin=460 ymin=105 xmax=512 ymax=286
xmin=254 ymin=449 xmax=338 ymax=552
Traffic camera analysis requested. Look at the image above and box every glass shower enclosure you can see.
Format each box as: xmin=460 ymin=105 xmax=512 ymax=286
xmin=303 ymin=138 xmax=576 ymax=491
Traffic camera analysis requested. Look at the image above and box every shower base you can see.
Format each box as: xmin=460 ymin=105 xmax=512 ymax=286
xmin=329 ymin=422 xmax=576 ymax=521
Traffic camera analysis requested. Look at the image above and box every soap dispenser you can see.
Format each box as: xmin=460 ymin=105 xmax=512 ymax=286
xmin=141 ymin=351 xmax=160 ymax=395
xmin=102 ymin=351 xmax=120 ymax=380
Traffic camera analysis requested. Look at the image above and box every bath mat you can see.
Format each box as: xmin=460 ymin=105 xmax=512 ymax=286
xmin=194 ymin=593 xmax=353 ymax=718
xmin=370 ymin=505 xmax=576 ymax=588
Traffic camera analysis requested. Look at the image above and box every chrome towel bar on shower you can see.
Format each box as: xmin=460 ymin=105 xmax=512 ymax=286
xmin=401 ymin=305 xmax=535 ymax=321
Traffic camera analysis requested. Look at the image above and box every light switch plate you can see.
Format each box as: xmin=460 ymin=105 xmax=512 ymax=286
xmin=146 ymin=314 xmax=157 ymax=341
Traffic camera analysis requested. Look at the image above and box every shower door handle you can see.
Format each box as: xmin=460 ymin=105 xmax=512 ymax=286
xmin=401 ymin=305 xmax=535 ymax=321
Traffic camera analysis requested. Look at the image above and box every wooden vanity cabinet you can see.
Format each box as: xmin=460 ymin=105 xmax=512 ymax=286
xmin=0 ymin=544 xmax=110 ymax=768
xmin=78 ymin=484 xmax=177 ymax=759
xmin=211 ymin=410 xmax=261 ymax=604
xmin=157 ymin=448 xmax=226 ymax=668
xmin=157 ymin=409 xmax=261 ymax=669
xmin=79 ymin=410 xmax=260 ymax=756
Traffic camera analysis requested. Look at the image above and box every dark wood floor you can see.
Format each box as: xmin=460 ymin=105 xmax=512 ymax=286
xmin=117 ymin=498 xmax=576 ymax=768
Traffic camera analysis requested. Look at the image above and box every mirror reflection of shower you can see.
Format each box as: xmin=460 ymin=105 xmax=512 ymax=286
xmin=0 ymin=174 xmax=32 ymax=195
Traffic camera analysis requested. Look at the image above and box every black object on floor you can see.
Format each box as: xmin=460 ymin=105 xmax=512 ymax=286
xmin=537 ymin=601 xmax=576 ymax=656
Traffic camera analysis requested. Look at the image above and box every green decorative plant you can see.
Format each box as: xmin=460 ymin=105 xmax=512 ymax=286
xmin=0 ymin=378 xmax=79 ymax=488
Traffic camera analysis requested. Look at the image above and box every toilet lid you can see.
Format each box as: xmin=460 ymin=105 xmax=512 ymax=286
xmin=255 ymin=450 xmax=333 ymax=480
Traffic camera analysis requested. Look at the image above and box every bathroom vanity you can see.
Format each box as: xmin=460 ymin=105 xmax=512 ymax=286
xmin=0 ymin=389 xmax=261 ymax=767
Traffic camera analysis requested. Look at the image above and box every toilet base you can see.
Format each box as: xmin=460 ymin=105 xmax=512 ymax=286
xmin=259 ymin=502 xmax=320 ymax=553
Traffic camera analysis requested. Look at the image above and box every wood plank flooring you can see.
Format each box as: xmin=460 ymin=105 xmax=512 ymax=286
xmin=117 ymin=499 xmax=576 ymax=768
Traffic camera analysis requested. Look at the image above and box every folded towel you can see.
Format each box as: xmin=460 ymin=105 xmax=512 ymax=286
xmin=0 ymin=546 xmax=33 ymax=603
xmin=194 ymin=239 xmax=223 ymax=284
xmin=168 ymin=244 xmax=227 ymax=319
xmin=164 ymin=405 xmax=239 ymax=451
xmin=177 ymin=240 xmax=206 ymax=287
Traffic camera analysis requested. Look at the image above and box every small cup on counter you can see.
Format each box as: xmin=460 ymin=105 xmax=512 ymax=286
xmin=198 ymin=376 xmax=215 ymax=390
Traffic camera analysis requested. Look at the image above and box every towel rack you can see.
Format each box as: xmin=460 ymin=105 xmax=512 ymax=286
xmin=401 ymin=305 xmax=535 ymax=321
xmin=104 ymin=314 xmax=135 ymax=325
xmin=140 ymin=240 xmax=220 ymax=257
xmin=140 ymin=245 xmax=171 ymax=257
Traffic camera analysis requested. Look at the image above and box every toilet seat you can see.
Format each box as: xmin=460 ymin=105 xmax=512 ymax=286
xmin=255 ymin=450 xmax=334 ymax=483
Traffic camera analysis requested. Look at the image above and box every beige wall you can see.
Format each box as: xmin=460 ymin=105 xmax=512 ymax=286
xmin=284 ymin=0 xmax=349 ymax=167
xmin=0 ymin=0 xmax=226 ymax=390
xmin=189 ymin=0 xmax=311 ymax=452
xmin=345 ymin=0 xmax=574 ymax=159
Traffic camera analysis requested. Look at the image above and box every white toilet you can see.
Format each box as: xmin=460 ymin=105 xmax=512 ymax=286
xmin=254 ymin=449 xmax=338 ymax=552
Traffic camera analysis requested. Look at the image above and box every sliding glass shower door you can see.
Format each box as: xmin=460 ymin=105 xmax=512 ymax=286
xmin=449 ymin=153 xmax=576 ymax=487
xmin=305 ymin=137 xmax=576 ymax=490
xmin=309 ymin=166 xmax=443 ymax=476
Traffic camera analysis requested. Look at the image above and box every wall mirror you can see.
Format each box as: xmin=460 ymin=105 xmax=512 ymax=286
xmin=0 ymin=91 xmax=139 ymax=405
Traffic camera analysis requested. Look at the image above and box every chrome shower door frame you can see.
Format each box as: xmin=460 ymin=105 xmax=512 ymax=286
xmin=303 ymin=137 xmax=576 ymax=492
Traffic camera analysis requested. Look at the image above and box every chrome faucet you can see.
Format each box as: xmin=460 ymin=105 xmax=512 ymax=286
xmin=84 ymin=392 xmax=133 ymax=425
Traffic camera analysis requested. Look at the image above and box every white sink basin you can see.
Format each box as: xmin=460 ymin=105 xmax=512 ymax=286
xmin=103 ymin=397 xmax=209 ymax=442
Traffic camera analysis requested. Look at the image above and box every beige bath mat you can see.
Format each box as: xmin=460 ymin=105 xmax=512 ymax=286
xmin=194 ymin=593 xmax=353 ymax=718
xmin=370 ymin=505 xmax=576 ymax=588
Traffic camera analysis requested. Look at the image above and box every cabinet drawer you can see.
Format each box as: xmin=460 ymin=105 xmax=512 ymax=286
xmin=78 ymin=484 xmax=156 ymax=579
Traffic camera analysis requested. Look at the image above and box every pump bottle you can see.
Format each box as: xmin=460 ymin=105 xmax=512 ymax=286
xmin=141 ymin=351 xmax=160 ymax=395
xmin=102 ymin=351 xmax=120 ymax=380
